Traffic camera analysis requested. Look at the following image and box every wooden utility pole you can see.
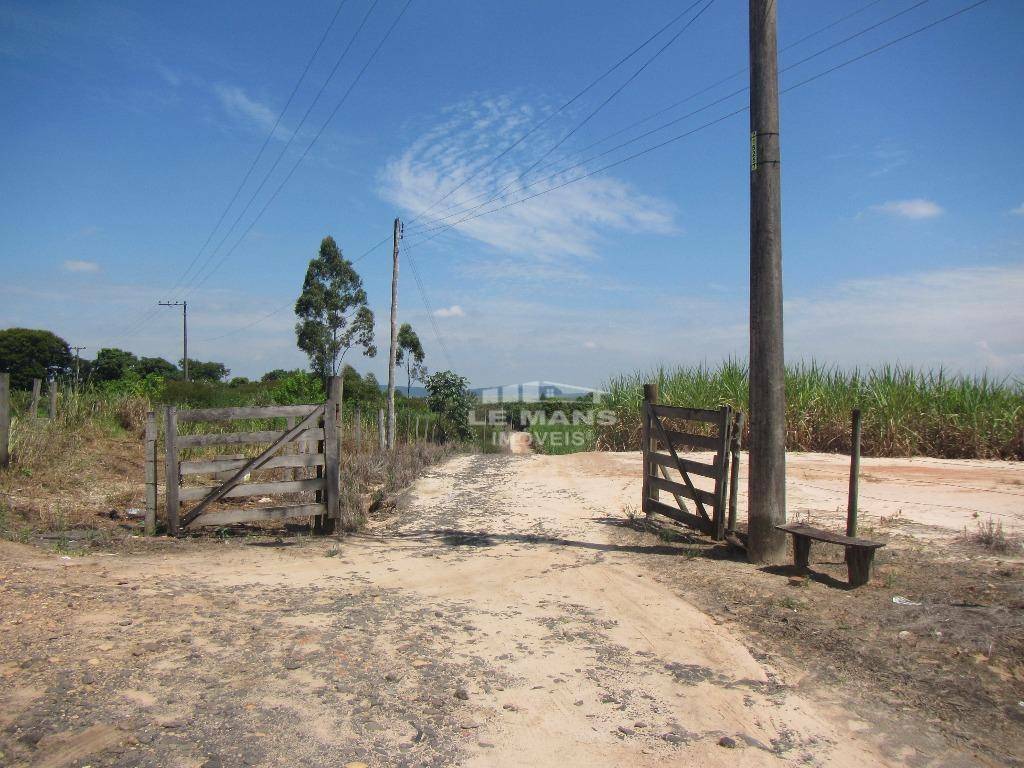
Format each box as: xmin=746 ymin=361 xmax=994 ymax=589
xmin=747 ymin=0 xmax=787 ymax=564
xmin=48 ymin=378 xmax=57 ymax=421
xmin=846 ymin=409 xmax=862 ymax=538
xmin=386 ymin=218 xmax=402 ymax=450
xmin=158 ymin=300 xmax=189 ymax=382
xmin=71 ymin=346 xmax=86 ymax=387
xmin=0 ymin=373 xmax=10 ymax=468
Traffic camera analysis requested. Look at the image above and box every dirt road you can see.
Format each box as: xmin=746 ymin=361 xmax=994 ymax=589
xmin=2 ymin=452 xmax=1019 ymax=767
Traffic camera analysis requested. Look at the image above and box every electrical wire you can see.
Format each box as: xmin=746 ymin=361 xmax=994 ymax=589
xmin=115 ymin=0 xmax=351 ymax=340
xmin=399 ymin=0 xmax=709 ymax=233
xmin=184 ymin=0 xmax=384 ymax=293
xmin=188 ymin=0 xmax=415 ymax=291
xmin=179 ymin=0 xmax=990 ymax=345
xmin=400 ymin=0 xmax=990 ymax=254
xmin=404 ymin=241 xmax=455 ymax=369
xmin=405 ymin=0 xmax=719 ymax=237
xmin=405 ymin=0 xmax=933 ymax=237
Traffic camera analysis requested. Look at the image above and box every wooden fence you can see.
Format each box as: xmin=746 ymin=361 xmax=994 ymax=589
xmin=640 ymin=384 xmax=743 ymax=541
xmin=158 ymin=377 xmax=343 ymax=534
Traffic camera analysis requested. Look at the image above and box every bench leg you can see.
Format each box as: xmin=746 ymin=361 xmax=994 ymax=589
xmin=846 ymin=547 xmax=875 ymax=587
xmin=793 ymin=534 xmax=811 ymax=571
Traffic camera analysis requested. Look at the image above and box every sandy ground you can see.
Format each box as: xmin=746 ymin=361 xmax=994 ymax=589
xmin=625 ymin=448 xmax=1024 ymax=539
xmin=1 ymin=451 xmax=1021 ymax=767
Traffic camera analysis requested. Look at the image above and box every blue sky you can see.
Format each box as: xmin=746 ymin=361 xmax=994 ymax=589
xmin=1 ymin=0 xmax=1022 ymax=386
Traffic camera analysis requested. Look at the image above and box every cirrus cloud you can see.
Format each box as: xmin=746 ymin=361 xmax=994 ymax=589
xmin=433 ymin=305 xmax=465 ymax=318
xmin=63 ymin=259 xmax=100 ymax=273
xmin=379 ymin=95 xmax=677 ymax=261
xmin=869 ymin=198 xmax=944 ymax=220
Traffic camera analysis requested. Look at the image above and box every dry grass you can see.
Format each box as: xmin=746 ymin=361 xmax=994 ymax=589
xmin=963 ymin=516 xmax=1023 ymax=554
xmin=341 ymin=440 xmax=455 ymax=528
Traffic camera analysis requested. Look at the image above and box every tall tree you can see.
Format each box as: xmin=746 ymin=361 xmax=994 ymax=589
xmin=395 ymin=323 xmax=426 ymax=396
xmin=136 ymin=356 xmax=178 ymax=378
xmin=295 ymin=236 xmax=377 ymax=381
xmin=182 ymin=359 xmax=230 ymax=382
xmin=0 ymin=329 xmax=72 ymax=389
xmin=93 ymin=347 xmax=138 ymax=382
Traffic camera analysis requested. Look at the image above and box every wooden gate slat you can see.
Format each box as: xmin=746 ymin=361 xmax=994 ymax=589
xmin=649 ymin=404 xmax=724 ymax=422
xmin=195 ymin=502 xmax=327 ymax=527
xmin=179 ymin=477 xmax=323 ymax=502
xmin=649 ymin=475 xmax=717 ymax=507
xmin=646 ymin=499 xmax=715 ymax=536
xmin=177 ymin=404 xmax=320 ymax=422
xmin=180 ymin=453 xmax=325 ymax=476
xmin=177 ymin=428 xmax=323 ymax=448
xmin=657 ymin=429 xmax=720 ymax=452
xmin=648 ymin=451 xmax=719 ymax=478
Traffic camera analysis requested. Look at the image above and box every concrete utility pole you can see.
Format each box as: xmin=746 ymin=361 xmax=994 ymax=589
xmin=71 ymin=346 xmax=86 ymax=387
xmin=158 ymin=300 xmax=189 ymax=382
xmin=386 ymin=218 xmax=402 ymax=449
xmin=747 ymin=0 xmax=787 ymax=564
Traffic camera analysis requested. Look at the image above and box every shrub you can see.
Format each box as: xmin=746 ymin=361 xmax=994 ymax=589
xmin=425 ymin=370 xmax=474 ymax=442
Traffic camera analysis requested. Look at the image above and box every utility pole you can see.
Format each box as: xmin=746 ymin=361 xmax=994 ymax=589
xmin=159 ymin=300 xmax=189 ymax=382
xmin=747 ymin=0 xmax=787 ymax=564
xmin=386 ymin=218 xmax=402 ymax=449
xmin=71 ymin=346 xmax=86 ymax=387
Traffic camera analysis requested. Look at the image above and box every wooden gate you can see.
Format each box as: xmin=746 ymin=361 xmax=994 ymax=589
xmin=163 ymin=378 xmax=342 ymax=534
xmin=640 ymin=385 xmax=741 ymax=541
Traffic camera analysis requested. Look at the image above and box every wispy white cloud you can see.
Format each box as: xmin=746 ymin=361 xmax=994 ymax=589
xmin=379 ymin=95 xmax=677 ymax=261
xmin=213 ymin=84 xmax=277 ymax=133
xmin=155 ymin=63 xmax=181 ymax=87
xmin=1011 ymin=202 xmax=1024 ymax=216
xmin=868 ymin=198 xmax=944 ymax=220
xmin=433 ymin=305 xmax=465 ymax=318
xmin=63 ymin=259 xmax=100 ymax=273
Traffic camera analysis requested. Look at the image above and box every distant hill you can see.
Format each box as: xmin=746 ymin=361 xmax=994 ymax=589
xmin=378 ymin=384 xmax=428 ymax=398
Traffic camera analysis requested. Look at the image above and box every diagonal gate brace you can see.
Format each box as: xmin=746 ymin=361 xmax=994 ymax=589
xmin=649 ymin=410 xmax=711 ymax=522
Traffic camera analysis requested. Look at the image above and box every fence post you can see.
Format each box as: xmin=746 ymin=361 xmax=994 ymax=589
xmin=323 ymin=376 xmax=342 ymax=529
xmin=714 ymin=405 xmax=733 ymax=541
xmin=0 ymin=373 xmax=10 ymax=469
xmin=378 ymin=408 xmax=386 ymax=452
xmin=354 ymin=406 xmax=362 ymax=452
xmin=48 ymin=378 xmax=57 ymax=421
xmin=727 ymin=411 xmax=745 ymax=534
xmin=164 ymin=405 xmax=179 ymax=536
xmin=847 ymin=409 xmax=862 ymax=538
xmin=145 ymin=411 xmax=157 ymax=535
xmin=641 ymin=383 xmax=658 ymax=515
xmin=29 ymin=378 xmax=41 ymax=419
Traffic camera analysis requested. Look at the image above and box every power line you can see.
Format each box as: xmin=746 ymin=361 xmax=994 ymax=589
xmin=398 ymin=0 xmax=709 ymax=232
xmin=189 ymin=0 xmax=414 ymax=292
xmin=170 ymin=0 xmax=990 ymax=345
xmin=405 ymin=0 xmax=719 ymax=237
xmin=404 ymin=241 xmax=454 ymax=369
xmin=401 ymin=0 xmax=990 ymax=252
xmin=171 ymin=0 xmax=352 ymax=293
xmin=406 ymin=0 xmax=933 ymax=237
xmin=403 ymin=0 xmax=897 ymax=235
xmin=184 ymin=0 xmax=384 ymax=292
xmin=116 ymin=1 xmax=351 ymax=340
xmin=406 ymin=0 xmax=947 ymax=241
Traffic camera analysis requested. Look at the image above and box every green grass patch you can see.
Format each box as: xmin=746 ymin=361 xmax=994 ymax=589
xmin=527 ymin=422 xmax=596 ymax=455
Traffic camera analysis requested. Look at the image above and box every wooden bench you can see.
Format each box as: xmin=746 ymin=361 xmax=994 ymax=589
xmin=776 ymin=523 xmax=885 ymax=587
